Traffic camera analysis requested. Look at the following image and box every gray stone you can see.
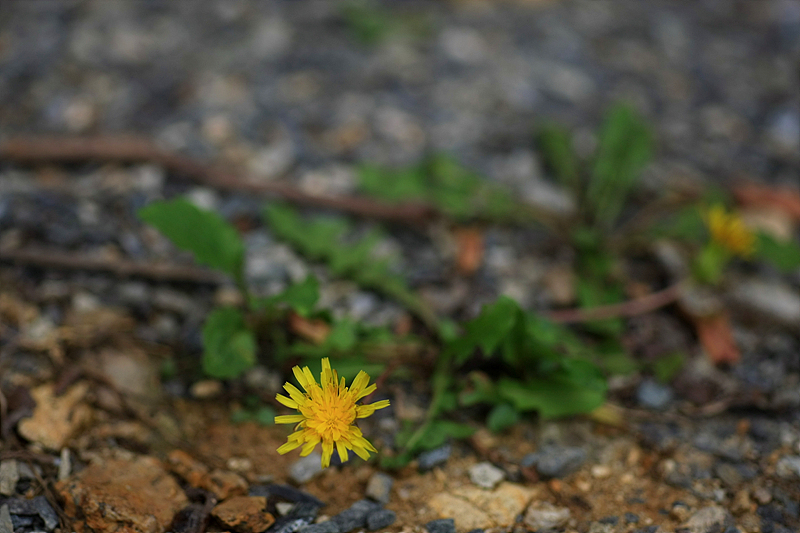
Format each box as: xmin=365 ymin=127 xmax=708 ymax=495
xmin=776 ymin=455 xmax=800 ymax=478
xmin=683 ymin=505 xmax=734 ymax=533
xmin=418 ymin=444 xmax=451 ymax=471
xmin=290 ymin=453 xmax=324 ymax=484
xmin=0 ymin=461 xmax=19 ymax=496
xmin=0 ymin=505 xmax=12 ymax=533
xmin=636 ymin=379 xmax=674 ymax=410
xmin=523 ymin=501 xmax=571 ymax=531
xmin=332 ymin=500 xmax=381 ymax=533
xmin=521 ymin=445 xmax=587 ymax=478
xmin=468 ymin=462 xmax=505 ymax=490
xmin=299 ymin=521 xmax=340 ymax=533
xmin=365 ymin=472 xmax=393 ymax=504
xmin=766 ymin=109 xmax=800 ymax=156
xmin=366 ymin=509 xmax=396 ymax=531
xmin=425 ymin=518 xmax=456 ymax=533
xmin=731 ymin=280 xmax=800 ymax=327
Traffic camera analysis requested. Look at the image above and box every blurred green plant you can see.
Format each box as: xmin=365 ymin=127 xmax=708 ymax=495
xmin=340 ymin=0 xmax=432 ymax=46
xmin=383 ymin=297 xmax=608 ymax=467
xmin=263 ymin=204 xmax=438 ymax=329
xmin=358 ymin=154 xmax=528 ymax=224
xmin=537 ymin=104 xmax=653 ymax=335
xmin=139 ymin=199 xmax=401 ymax=381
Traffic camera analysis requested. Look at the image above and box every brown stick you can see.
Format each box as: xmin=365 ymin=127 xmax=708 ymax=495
xmin=0 ymin=136 xmax=438 ymax=224
xmin=544 ymin=282 xmax=683 ymax=323
xmin=0 ymin=247 xmax=226 ymax=284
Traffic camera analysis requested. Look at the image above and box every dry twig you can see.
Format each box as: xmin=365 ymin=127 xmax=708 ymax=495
xmin=544 ymin=282 xmax=683 ymax=323
xmin=0 ymin=247 xmax=226 ymax=284
xmin=0 ymin=136 xmax=437 ymax=224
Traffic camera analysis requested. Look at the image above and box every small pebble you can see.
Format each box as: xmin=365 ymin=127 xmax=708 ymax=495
xmin=366 ymin=509 xmax=396 ymax=531
xmin=521 ymin=446 xmax=586 ymax=478
xmin=636 ymin=379 xmax=674 ymax=410
xmin=418 ymin=444 xmax=452 ymax=471
xmin=365 ymin=472 xmax=393 ymax=504
xmin=332 ymin=500 xmax=381 ymax=533
xmin=599 ymin=515 xmax=618 ymax=525
xmin=775 ymin=455 xmax=800 ymax=478
xmin=276 ymin=502 xmax=295 ymax=516
xmin=624 ymin=512 xmax=640 ymax=524
xmin=425 ymin=518 xmax=456 ymax=533
xmin=468 ymin=462 xmax=505 ymax=490
xmin=290 ymin=453 xmax=324 ymax=484
xmin=0 ymin=505 xmax=12 ymax=533
xmin=250 ymin=484 xmax=325 ymax=507
xmin=299 ymin=521 xmax=340 ymax=533
xmin=0 ymin=461 xmax=19 ymax=496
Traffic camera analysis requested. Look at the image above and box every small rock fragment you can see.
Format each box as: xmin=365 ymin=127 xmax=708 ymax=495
xmin=468 ymin=462 xmax=505 ymax=490
xmin=57 ymin=456 xmax=188 ymax=533
xmin=365 ymin=472 xmax=393 ymax=504
xmin=0 ymin=461 xmax=19 ymax=496
xmin=523 ymin=501 xmax=571 ymax=531
xmin=683 ymin=505 xmax=735 ymax=533
xmin=521 ymin=446 xmax=586 ymax=478
xmin=276 ymin=503 xmax=295 ymax=516
xmin=211 ymin=496 xmax=275 ymax=533
xmin=0 ymin=505 xmax=12 ymax=533
xmin=624 ymin=512 xmax=640 ymax=524
xmin=427 ymin=494 xmax=492 ymax=530
xmin=418 ymin=444 xmax=452 ymax=471
xmin=366 ymin=509 xmax=396 ymax=531
xmin=425 ymin=518 xmax=456 ymax=533
xmin=270 ymin=517 xmax=314 ymax=533
xmin=18 ymin=383 xmax=93 ymax=450
xmin=636 ymin=379 xmax=674 ymax=410
xmin=332 ymin=500 xmax=381 ymax=533
xmin=58 ymin=448 xmax=71 ymax=481
xmin=249 ymin=484 xmax=325 ymax=507
xmin=290 ymin=453 xmax=324 ymax=484
xmin=299 ymin=521 xmax=340 ymax=533
xmin=775 ymin=455 xmax=800 ymax=478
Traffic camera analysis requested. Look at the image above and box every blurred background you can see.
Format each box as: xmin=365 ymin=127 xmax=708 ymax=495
xmin=1 ymin=0 xmax=798 ymax=188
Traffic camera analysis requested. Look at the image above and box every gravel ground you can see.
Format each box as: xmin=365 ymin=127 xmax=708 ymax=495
xmin=1 ymin=1 xmax=800 ymax=533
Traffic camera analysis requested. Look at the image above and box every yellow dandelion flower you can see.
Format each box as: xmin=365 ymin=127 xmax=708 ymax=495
xmin=705 ymin=204 xmax=755 ymax=257
xmin=275 ymin=358 xmax=390 ymax=468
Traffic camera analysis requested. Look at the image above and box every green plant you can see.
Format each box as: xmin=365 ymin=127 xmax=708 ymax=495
xmin=358 ymin=154 xmax=527 ymax=224
xmin=537 ymin=104 xmax=654 ymax=334
xmin=263 ymin=204 xmax=439 ymax=329
xmin=139 ymin=199 xmax=420 ymax=382
xmin=383 ymin=297 xmax=608 ymax=468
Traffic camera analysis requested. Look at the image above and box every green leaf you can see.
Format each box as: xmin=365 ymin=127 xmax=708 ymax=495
xmin=498 ymin=361 xmax=607 ymax=419
xmin=202 ymin=307 xmax=256 ymax=379
xmin=652 ymin=352 xmax=686 ymax=383
xmin=254 ymin=406 xmax=277 ymax=426
xmin=264 ymin=204 xmax=438 ymax=329
xmin=260 ymin=276 xmax=320 ymax=316
xmin=486 ymin=403 xmax=520 ymax=433
xmin=537 ymin=123 xmax=579 ymax=192
xmin=587 ymin=105 xmax=652 ymax=227
xmin=421 ymin=420 xmax=476 ymax=450
xmin=756 ymin=233 xmax=800 ymax=272
xmin=651 ymin=205 xmax=706 ymax=242
xmin=139 ymin=198 xmax=244 ymax=280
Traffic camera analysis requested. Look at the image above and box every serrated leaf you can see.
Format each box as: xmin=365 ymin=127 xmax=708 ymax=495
xmin=139 ymin=198 xmax=244 ymax=279
xmin=756 ymin=233 xmax=800 ymax=272
xmin=537 ymin=123 xmax=579 ymax=192
xmin=498 ymin=360 xmax=607 ymax=419
xmin=202 ymin=307 xmax=256 ymax=379
xmin=487 ymin=403 xmax=520 ymax=433
xmin=588 ymin=105 xmax=652 ymax=227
